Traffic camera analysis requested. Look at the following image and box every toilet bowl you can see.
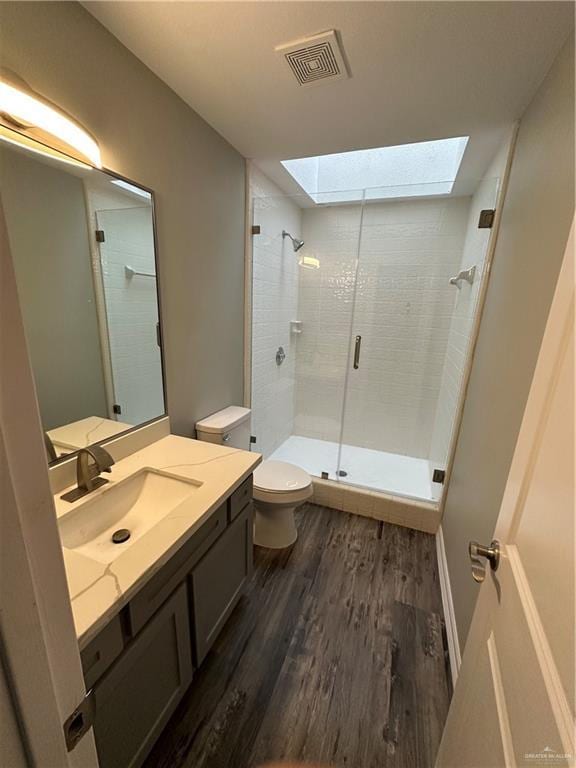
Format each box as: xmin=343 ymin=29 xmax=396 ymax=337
xmin=195 ymin=406 xmax=312 ymax=549
xmin=252 ymin=460 xmax=312 ymax=548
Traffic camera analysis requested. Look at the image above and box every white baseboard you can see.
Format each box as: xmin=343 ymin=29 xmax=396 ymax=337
xmin=436 ymin=525 xmax=461 ymax=687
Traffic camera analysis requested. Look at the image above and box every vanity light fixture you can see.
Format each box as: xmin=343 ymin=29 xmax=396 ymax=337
xmin=298 ymin=254 xmax=320 ymax=270
xmin=0 ymin=74 xmax=101 ymax=168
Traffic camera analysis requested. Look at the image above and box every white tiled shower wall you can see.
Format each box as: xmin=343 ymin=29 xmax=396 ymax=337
xmin=295 ymin=197 xmax=471 ymax=458
xmin=250 ymin=168 xmax=301 ymax=458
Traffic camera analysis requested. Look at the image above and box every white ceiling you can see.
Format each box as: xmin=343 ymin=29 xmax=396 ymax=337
xmin=85 ymin=1 xmax=573 ymax=196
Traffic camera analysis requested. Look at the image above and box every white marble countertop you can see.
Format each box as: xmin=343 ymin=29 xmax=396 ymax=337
xmin=55 ymin=435 xmax=261 ymax=650
xmin=48 ymin=416 xmax=133 ymax=454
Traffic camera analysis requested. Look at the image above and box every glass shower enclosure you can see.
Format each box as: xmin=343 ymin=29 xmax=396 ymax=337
xmin=249 ymin=175 xmax=500 ymax=504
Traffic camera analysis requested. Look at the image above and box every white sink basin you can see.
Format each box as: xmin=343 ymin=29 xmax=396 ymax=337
xmin=58 ymin=468 xmax=202 ymax=564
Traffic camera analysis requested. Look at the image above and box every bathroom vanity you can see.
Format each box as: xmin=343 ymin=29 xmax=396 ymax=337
xmin=84 ymin=484 xmax=252 ymax=768
xmin=54 ymin=436 xmax=260 ymax=768
xmin=1 ymin=134 xmax=264 ymax=765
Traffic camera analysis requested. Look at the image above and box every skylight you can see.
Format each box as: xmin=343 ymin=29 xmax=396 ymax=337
xmin=281 ymin=137 xmax=469 ymax=204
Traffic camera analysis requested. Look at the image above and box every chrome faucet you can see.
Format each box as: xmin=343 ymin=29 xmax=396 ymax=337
xmin=61 ymin=446 xmax=115 ymax=502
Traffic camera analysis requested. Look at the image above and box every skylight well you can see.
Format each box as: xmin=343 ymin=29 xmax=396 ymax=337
xmin=281 ymin=137 xmax=469 ymax=204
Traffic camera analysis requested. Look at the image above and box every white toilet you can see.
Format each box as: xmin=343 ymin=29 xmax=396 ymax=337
xmin=195 ymin=406 xmax=312 ymax=549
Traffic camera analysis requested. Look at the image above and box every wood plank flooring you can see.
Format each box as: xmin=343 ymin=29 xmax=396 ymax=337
xmin=145 ymin=504 xmax=451 ymax=768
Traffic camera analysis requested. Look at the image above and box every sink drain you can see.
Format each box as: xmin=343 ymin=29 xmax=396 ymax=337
xmin=112 ymin=528 xmax=131 ymax=544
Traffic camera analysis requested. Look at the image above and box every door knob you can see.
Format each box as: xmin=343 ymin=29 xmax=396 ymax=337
xmin=469 ymin=540 xmax=500 ymax=583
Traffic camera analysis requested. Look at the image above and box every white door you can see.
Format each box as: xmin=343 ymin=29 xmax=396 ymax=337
xmin=1 ymin=200 xmax=100 ymax=766
xmin=436 ymin=220 xmax=575 ymax=768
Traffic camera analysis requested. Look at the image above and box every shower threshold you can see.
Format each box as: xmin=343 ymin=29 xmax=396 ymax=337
xmin=269 ymin=435 xmax=442 ymax=503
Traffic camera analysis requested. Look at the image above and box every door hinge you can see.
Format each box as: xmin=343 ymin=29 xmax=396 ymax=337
xmin=156 ymin=321 xmax=162 ymax=348
xmin=478 ymin=209 xmax=495 ymax=229
xmin=113 ymin=403 xmax=122 ymax=415
xmin=251 ymin=225 xmax=261 ymax=235
xmin=250 ymin=435 xmax=257 ymax=444
xmin=432 ymin=468 xmax=446 ymax=484
xmin=95 ymin=229 xmax=105 ymax=242
xmin=63 ymin=688 xmax=95 ymax=752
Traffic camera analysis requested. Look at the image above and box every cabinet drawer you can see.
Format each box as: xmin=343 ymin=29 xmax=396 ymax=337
xmin=128 ymin=504 xmax=226 ymax=635
xmin=93 ymin=583 xmax=192 ymax=768
xmin=81 ymin=614 xmax=124 ymax=689
xmin=228 ymin=475 xmax=253 ymax=522
xmin=190 ymin=503 xmax=253 ymax=665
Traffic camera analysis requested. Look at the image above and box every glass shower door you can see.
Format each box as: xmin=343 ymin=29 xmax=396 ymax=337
xmin=293 ymin=195 xmax=365 ymax=480
xmin=337 ymin=178 xmax=500 ymax=503
xmin=96 ymin=207 xmax=164 ymax=426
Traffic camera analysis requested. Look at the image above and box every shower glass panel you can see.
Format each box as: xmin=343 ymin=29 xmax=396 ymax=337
xmin=249 ymin=170 xmax=500 ymax=505
xmin=250 ymin=184 xmax=363 ymax=468
xmin=336 ymin=179 xmax=501 ymax=502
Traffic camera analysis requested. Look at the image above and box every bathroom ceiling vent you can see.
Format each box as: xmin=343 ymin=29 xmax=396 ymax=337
xmin=275 ymin=30 xmax=349 ymax=87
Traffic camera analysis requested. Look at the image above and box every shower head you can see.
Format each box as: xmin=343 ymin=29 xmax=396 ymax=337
xmin=293 ymin=238 xmax=305 ymax=252
xmin=282 ymin=230 xmax=305 ymax=252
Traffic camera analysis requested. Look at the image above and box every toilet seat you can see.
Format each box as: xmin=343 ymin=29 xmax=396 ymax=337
xmin=253 ymin=460 xmax=312 ymax=504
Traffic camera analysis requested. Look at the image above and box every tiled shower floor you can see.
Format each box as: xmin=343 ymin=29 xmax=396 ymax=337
xmin=269 ymin=434 xmax=442 ymax=502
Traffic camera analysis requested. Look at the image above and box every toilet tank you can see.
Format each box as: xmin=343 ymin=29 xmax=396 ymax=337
xmin=195 ymin=406 xmax=252 ymax=450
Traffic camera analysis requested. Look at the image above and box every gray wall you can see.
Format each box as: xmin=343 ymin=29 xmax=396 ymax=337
xmin=442 ymin=34 xmax=575 ymax=647
xmin=1 ymin=150 xmax=108 ymax=430
xmin=0 ymin=1 xmax=246 ymax=435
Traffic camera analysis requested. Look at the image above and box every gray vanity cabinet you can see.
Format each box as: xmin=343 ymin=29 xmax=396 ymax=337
xmin=91 ymin=583 xmax=192 ymax=768
xmin=82 ymin=474 xmax=254 ymax=768
xmin=190 ymin=503 xmax=253 ymax=665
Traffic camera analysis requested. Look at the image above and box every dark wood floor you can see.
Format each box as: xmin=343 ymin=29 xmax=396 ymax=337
xmin=145 ymin=504 xmax=452 ymax=768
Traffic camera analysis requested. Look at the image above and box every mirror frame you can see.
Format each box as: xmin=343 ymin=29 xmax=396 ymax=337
xmin=1 ymin=133 xmax=169 ymax=466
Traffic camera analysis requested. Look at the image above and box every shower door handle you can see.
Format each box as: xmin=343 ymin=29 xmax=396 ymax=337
xmin=353 ymin=335 xmax=362 ymax=369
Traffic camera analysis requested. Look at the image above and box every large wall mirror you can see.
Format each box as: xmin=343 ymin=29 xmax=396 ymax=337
xmin=1 ymin=143 xmax=166 ymax=464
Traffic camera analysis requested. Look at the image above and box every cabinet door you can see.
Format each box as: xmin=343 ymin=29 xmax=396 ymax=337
xmin=92 ymin=583 xmax=192 ymax=768
xmin=81 ymin=613 xmax=124 ymax=689
xmin=191 ymin=503 xmax=253 ymax=665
